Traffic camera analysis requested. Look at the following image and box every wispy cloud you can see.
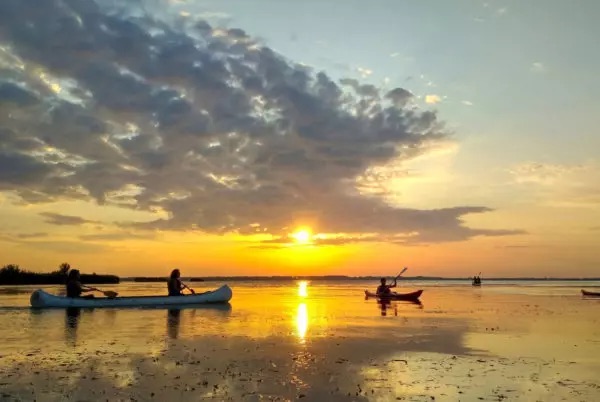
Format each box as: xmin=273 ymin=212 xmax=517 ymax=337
xmin=530 ymin=62 xmax=546 ymax=73
xmin=16 ymin=232 xmax=48 ymax=239
xmin=509 ymin=162 xmax=600 ymax=208
xmin=425 ymin=94 xmax=442 ymax=104
xmin=509 ymin=162 xmax=583 ymax=184
xmin=39 ymin=212 xmax=97 ymax=226
xmin=79 ymin=232 xmax=156 ymax=241
xmin=461 ymin=100 xmax=474 ymax=106
xmin=356 ymin=66 xmax=373 ymax=78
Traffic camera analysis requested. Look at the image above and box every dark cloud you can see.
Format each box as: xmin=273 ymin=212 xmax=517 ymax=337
xmin=79 ymin=232 xmax=156 ymax=241
xmin=385 ymin=87 xmax=414 ymax=107
xmin=0 ymin=81 xmax=39 ymax=106
xmin=39 ymin=212 xmax=97 ymax=226
xmin=16 ymin=232 xmax=48 ymax=239
xmin=0 ymin=151 xmax=56 ymax=186
xmin=0 ymin=0 xmax=521 ymax=244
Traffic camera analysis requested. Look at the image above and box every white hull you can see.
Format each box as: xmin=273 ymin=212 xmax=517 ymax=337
xmin=30 ymin=285 xmax=232 ymax=308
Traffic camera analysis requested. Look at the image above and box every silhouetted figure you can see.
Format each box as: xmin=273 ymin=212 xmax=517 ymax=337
xmin=376 ymin=277 xmax=397 ymax=295
xmin=168 ymin=269 xmax=195 ymax=296
xmin=66 ymin=269 xmax=95 ymax=298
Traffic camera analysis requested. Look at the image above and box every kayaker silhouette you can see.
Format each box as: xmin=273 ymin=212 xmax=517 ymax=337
xmin=168 ymin=269 xmax=196 ymax=296
xmin=376 ymin=277 xmax=397 ymax=296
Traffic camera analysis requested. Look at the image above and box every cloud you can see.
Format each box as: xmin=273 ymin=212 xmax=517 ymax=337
xmin=509 ymin=161 xmax=600 ymax=207
xmin=530 ymin=62 xmax=546 ymax=73
xmin=0 ymin=0 xmax=521 ymax=245
xmin=79 ymin=232 xmax=156 ymax=241
xmin=356 ymin=67 xmax=373 ymax=78
xmin=16 ymin=232 xmax=49 ymax=239
xmin=509 ymin=162 xmax=583 ymax=184
xmin=425 ymin=94 xmax=442 ymax=104
xmin=461 ymin=100 xmax=473 ymax=106
xmin=39 ymin=212 xmax=97 ymax=226
xmin=14 ymin=240 xmax=109 ymax=253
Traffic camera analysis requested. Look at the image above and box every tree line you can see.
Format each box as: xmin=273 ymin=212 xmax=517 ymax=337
xmin=0 ymin=263 xmax=119 ymax=285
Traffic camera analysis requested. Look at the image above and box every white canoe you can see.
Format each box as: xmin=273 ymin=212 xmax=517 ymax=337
xmin=30 ymin=285 xmax=232 ymax=308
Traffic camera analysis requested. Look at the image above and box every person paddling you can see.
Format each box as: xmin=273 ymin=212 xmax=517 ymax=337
xmin=66 ymin=269 xmax=95 ymax=298
xmin=376 ymin=277 xmax=397 ymax=296
xmin=168 ymin=269 xmax=195 ymax=296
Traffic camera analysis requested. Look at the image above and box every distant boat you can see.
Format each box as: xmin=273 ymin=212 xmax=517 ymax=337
xmin=581 ymin=289 xmax=600 ymax=297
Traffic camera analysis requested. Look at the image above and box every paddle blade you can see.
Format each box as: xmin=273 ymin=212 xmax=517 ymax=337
xmin=103 ymin=290 xmax=118 ymax=298
xmin=396 ymin=267 xmax=408 ymax=278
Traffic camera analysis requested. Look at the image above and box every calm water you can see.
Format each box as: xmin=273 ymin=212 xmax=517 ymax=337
xmin=0 ymin=279 xmax=598 ymax=350
xmin=1 ymin=280 xmax=599 ymax=401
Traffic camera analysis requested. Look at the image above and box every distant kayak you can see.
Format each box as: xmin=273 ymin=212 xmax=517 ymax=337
xmin=364 ymin=289 xmax=423 ymax=301
xmin=30 ymin=285 xmax=232 ymax=308
xmin=581 ymin=289 xmax=600 ymax=297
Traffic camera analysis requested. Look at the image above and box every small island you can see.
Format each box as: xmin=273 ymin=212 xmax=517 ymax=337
xmin=0 ymin=263 xmax=120 ymax=285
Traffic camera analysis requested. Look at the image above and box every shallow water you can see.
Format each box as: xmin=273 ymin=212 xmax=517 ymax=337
xmin=1 ymin=280 xmax=599 ymax=401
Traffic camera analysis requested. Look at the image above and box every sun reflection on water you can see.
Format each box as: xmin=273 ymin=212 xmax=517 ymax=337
xmin=296 ymin=303 xmax=308 ymax=342
xmin=298 ymin=281 xmax=308 ymax=298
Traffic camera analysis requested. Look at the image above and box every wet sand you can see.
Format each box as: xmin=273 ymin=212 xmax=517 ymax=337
xmin=0 ymin=283 xmax=599 ymax=401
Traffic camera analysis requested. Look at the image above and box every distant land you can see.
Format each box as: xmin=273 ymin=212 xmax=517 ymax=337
xmin=0 ymin=264 xmax=119 ymax=285
xmin=131 ymin=277 xmax=205 ymax=282
xmin=120 ymin=275 xmax=600 ymax=282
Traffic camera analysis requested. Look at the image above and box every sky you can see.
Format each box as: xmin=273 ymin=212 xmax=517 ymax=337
xmin=1 ymin=0 xmax=599 ymax=277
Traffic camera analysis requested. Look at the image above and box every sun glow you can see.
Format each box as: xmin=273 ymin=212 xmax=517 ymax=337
xmin=291 ymin=228 xmax=312 ymax=244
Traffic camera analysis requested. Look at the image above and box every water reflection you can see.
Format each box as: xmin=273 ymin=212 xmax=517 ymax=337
xmin=64 ymin=307 xmax=81 ymax=346
xmin=295 ymin=281 xmax=309 ymax=343
xmin=297 ymin=281 xmax=308 ymax=298
xmin=375 ymin=299 xmax=423 ymax=316
xmin=378 ymin=300 xmax=397 ymax=317
xmin=167 ymin=309 xmax=181 ymax=339
xmin=296 ymin=303 xmax=308 ymax=342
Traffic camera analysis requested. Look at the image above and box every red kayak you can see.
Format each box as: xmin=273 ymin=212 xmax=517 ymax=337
xmin=364 ymin=289 xmax=423 ymax=301
xmin=581 ymin=289 xmax=600 ymax=297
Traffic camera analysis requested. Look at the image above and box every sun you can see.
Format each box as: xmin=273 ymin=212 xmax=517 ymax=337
xmin=291 ymin=228 xmax=312 ymax=244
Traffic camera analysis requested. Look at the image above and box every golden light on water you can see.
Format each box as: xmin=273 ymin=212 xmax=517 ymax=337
xmin=296 ymin=303 xmax=308 ymax=342
xmin=298 ymin=281 xmax=308 ymax=297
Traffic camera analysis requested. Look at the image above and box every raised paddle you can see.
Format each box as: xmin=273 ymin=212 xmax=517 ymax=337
xmin=89 ymin=287 xmax=118 ymax=298
xmin=394 ymin=267 xmax=408 ymax=280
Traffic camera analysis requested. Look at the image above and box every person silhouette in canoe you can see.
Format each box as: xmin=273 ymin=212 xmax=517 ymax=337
xmin=66 ymin=269 xmax=95 ymax=298
xmin=168 ymin=269 xmax=195 ymax=296
xmin=376 ymin=277 xmax=397 ymax=296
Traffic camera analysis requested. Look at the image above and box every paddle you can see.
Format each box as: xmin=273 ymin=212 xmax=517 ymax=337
xmin=394 ymin=267 xmax=408 ymax=281
xmin=181 ymin=282 xmax=196 ymax=295
xmin=89 ymin=287 xmax=118 ymax=298
xmin=387 ymin=267 xmax=408 ymax=292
